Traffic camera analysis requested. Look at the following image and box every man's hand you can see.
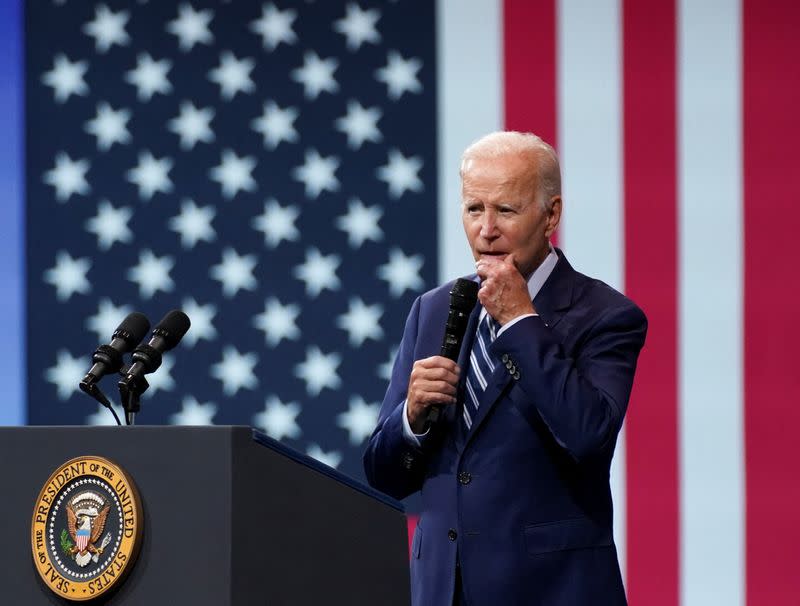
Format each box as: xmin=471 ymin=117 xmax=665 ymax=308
xmin=406 ymin=356 xmax=460 ymax=433
xmin=476 ymin=254 xmax=535 ymax=325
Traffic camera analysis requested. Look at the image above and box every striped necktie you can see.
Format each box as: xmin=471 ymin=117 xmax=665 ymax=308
xmin=463 ymin=312 xmax=499 ymax=430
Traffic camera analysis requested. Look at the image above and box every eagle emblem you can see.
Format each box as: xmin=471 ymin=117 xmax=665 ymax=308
xmin=64 ymin=492 xmax=111 ymax=568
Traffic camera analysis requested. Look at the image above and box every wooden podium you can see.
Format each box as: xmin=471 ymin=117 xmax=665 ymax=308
xmin=0 ymin=426 xmax=410 ymax=605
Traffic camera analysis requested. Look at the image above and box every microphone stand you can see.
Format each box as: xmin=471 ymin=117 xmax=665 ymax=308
xmin=118 ymin=367 xmax=149 ymax=426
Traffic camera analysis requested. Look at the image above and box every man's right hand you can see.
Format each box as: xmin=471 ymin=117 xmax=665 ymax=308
xmin=406 ymin=356 xmax=461 ymax=433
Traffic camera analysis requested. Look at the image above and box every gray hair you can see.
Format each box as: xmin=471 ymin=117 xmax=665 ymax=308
xmin=459 ymin=131 xmax=561 ymax=208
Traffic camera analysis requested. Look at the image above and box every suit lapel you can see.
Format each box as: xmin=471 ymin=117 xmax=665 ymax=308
xmin=462 ymin=249 xmax=577 ymax=445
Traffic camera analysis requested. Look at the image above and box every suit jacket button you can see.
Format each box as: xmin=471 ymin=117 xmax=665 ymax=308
xmin=501 ymin=353 xmax=509 ymax=363
xmin=458 ymin=471 xmax=472 ymax=485
xmin=513 ymin=371 xmax=520 ymax=380
xmin=402 ymin=452 xmax=414 ymax=469
xmin=505 ymin=360 xmax=513 ymax=369
xmin=448 ymin=529 xmax=457 ymax=541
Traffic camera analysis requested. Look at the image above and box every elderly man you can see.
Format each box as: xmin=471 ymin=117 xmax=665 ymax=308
xmin=364 ymin=131 xmax=646 ymax=606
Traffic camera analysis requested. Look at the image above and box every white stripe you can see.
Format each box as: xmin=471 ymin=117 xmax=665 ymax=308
xmin=557 ymin=0 xmax=626 ymax=580
xmin=469 ymin=351 xmax=487 ymax=390
xmin=678 ymin=1 xmax=744 ymax=604
xmin=465 ymin=376 xmax=480 ymax=411
xmin=463 ymin=406 xmax=472 ymax=429
xmin=436 ymin=0 xmax=503 ymax=283
xmin=477 ymin=327 xmax=494 ymax=370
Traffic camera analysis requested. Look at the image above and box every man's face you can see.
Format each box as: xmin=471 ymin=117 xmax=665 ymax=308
xmin=461 ymin=152 xmax=561 ymax=277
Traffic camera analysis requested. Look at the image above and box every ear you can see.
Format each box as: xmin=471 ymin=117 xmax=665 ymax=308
xmin=545 ymin=196 xmax=562 ymax=238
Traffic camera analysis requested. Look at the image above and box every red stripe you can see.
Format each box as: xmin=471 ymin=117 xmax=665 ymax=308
xmin=503 ymin=0 xmax=559 ymax=245
xmin=743 ymin=3 xmax=800 ymax=603
xmin=622 ymin=1 xmax=679 ymax=604
xmin=407 ymin=513 xmax=419 ymax=557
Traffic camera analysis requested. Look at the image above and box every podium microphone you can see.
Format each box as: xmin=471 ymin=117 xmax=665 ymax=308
xmin=120 ymin=309 xmax=191 ymax=386
xmin=80 ymin=312 xmax=151 ymax=388
xmin=427 ymin=278 xmax=479 ymax=424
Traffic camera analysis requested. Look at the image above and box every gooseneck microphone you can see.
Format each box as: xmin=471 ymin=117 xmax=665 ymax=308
xmin=427 ymin=278 xmax=479 ymax=424
xmin=80 ymin=312 xmax=151 ymax=388
xmin=120 ymin=309 xmax=191 ymax=385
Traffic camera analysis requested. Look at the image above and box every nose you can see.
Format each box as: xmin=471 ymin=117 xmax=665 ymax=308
xmin=479 ymin=210 xmax=499 ymax=240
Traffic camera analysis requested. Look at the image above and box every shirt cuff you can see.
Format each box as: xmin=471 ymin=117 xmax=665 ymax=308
xmin=497 ymin=312 xmax=538 ymax=336
xmin=402 ymin=399 xmax=428 ymax=447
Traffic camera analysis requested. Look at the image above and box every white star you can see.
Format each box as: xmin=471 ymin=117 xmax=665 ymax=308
xmin=45 ymin=349 xmax=85 ymax=400
xmin=168 ymin=199 xmax=216 ymax=248
xmin=210 ymin=247 xmax=258 ymax=297
xmin=86 ymin=298 xmax=133 ymax=343
xmin=251 ymin=101 xmax=298 ymax=149
xmin=291 ymin=51 xmax=339 ymax=100
xmin=180 ymin=298 xmax=217 ymax=347
xmin=253 ymin=395 xmax=302 ymax=441
xmin=335 ymin=198 xmax=383 ymax=248
xmin=85 ymin=200 xmax=133 ymax=250
xmin=377 ymin=148 xmax=424 ymax=198
xmin=292 ymin=149 xmax=339 ymax=199
xmin=125 ymin=53 xmax=172 ymax=102
xmin=43 ymin=152 xmax=90 ymax=201
xmin=170 ymin=396 xmax=217 ymax=425
xmin=335 ymin=100 xmax=382 ymax=149
xmin=333 ymin=3 xmax=381 ymax=51
xmin=84 ymin=102 xmax=131 ymax=150
xmin=208 ymin=51 xmax=255 ymax=100
xmin=337 ymin=298 xmax=383 ymax=347
xmin=375 ymin=50 xmax=422 ymax=100
xmin=147 ymin=356 xmax=176 ymax=395
xmin=305 ymin=444 xmax=342 ymax=469
xmin=377 ymin=248 xmax=425 ymax=297
xmin=337 ymin=395 xmax=380 ymax=445
xmin=41 ymin=54 xmax=89 ymax=103
xmin=253 ymin=297 xmax=300 ymax=346
xmin=249 ymin=3 xmax=297 ymax=51
xmin=83 ymin=4 xmax=130 ymax=53
xmin=168 ymin=101 xmax=215 ymax=149
xmin=86 ymin=404 xmax=126 ymax=426
xmin=211 ymin=346 xmax=258 ymax=396
xmin=295 ymin=346 xmax=341 ymax=396
xmin=377 ymin=345 xmax=398 ymax=381
xmin=251 ymin=199 xmax=300 ymax=248
xmin=209 ymin=149 xmax=257 ymax=199
xmin=166 ymin=3 xmax=214 ymax=52
xmin=127 ymin=151 xmax=173 ymax=200
xmin=127 ymin=249 xmax=175 ymax=299
xmin=293 ymin=248 xmax=341 ymax=298
xmin=44 ymin=251 xmax=91 ymax=301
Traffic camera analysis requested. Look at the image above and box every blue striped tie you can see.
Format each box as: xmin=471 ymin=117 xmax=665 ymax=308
xmin=463 ymin=312 xmax=498 ymax=430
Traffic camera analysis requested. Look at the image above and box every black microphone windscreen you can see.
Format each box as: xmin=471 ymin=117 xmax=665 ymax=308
xmin=450 ymin=278 xmax=479 ymax=311
xmin=113 ymin=312 xmax=151 ymax=350
xmin=152 ymin=310 xmax=191 ymax=350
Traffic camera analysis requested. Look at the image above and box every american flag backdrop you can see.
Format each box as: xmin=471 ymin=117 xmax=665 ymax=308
xmin=14 ymin=0 xmax=800 ymax=605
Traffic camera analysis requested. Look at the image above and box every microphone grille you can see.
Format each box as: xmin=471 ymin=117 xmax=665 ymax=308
xmin=113 ymin=312 xmax=151 ymax=350
xmin=152 ymin=310 xmax=191 ymax=350
xmin=450 ymin=278 xmax=479 ymax=311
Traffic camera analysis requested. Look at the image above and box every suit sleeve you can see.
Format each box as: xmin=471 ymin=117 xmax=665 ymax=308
xmin=492 ymin=300 xmax=647 ymax=462
xmin=363 ymin=296 xmax=430 ymax=500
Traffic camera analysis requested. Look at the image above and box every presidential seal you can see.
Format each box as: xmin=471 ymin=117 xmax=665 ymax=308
xmin=31 ymin=456 xmax=143 ymax=601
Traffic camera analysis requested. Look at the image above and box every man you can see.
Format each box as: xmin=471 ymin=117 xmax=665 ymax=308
xmin=364 ymin=131 xmax=647 ymax=606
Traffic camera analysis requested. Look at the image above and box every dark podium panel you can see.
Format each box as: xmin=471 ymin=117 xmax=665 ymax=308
xmin=0 ymin=426 xmax=410 ymax=605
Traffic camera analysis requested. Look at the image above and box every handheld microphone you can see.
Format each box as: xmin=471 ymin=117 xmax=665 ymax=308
xmin=80 ymin=312 xmax=150 ymax=389
xmin=428 ymin=278 xmax=479 ymax=424
xmin=119 ymin=310 xmax=191 ymax=387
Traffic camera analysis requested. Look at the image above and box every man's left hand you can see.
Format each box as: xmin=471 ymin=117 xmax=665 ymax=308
xmin=476 ymin=254 xmax=535 ymax=325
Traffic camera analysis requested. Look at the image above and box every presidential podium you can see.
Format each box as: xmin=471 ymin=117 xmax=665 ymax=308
xmin=0 ymin=426 xmax=410 ymax=605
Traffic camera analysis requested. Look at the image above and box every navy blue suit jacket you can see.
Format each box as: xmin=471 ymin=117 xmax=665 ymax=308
xmin=364 ymin=250 xmax=647 ymax=606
